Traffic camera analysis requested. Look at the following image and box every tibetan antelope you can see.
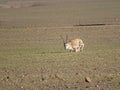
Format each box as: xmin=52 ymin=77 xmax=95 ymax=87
xmin=60 ymin=35 xmax=84 ymax=52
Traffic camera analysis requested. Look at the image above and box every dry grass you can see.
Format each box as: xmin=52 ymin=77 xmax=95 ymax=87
xmin=0 ymin=0 xmax=120 ymax=27
xmin=0 ymin=0 xmax=120 ymax=90
xmin=0 ymin=25 xmax=120 ymax=90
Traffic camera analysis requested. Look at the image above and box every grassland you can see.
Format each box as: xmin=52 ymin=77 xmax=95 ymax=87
xmin=0 ymin=0 xmax=120 ymax=90
xmin=0 ymin=0 xmax=120 ymax=27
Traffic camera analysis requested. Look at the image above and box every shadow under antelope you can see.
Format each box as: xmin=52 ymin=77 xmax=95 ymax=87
xmin=60 ymin=35 xmax=84 ymax=52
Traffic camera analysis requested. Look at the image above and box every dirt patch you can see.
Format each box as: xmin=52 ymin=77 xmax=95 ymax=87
xmin=0 ymin=1 xmax=46 ymax=8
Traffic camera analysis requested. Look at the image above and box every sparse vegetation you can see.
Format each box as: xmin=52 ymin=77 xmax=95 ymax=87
xmin=0 ymin=0 xmax=120 ymax=90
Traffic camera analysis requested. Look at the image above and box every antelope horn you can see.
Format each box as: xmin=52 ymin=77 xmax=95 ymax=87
xmin=66 ymin=35 xmax=68 ymax=43
xmin=60 ymin=35 xmax=65 ymax=44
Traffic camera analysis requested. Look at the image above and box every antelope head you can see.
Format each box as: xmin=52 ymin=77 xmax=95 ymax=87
xmin=60 ymin=35 xmax=74 ymax=51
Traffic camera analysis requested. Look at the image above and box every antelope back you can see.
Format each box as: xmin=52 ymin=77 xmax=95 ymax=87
xmin=68 ymin=39 xmax=82 ymax=46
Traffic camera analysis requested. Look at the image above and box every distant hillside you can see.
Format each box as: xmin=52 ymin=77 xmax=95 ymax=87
xmin=0 ymin=1 xmax=45 ymax=8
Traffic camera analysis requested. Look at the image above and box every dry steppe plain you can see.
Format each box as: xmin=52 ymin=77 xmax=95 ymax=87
xmin=0 ymin=0 xmax=120 ymax=90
